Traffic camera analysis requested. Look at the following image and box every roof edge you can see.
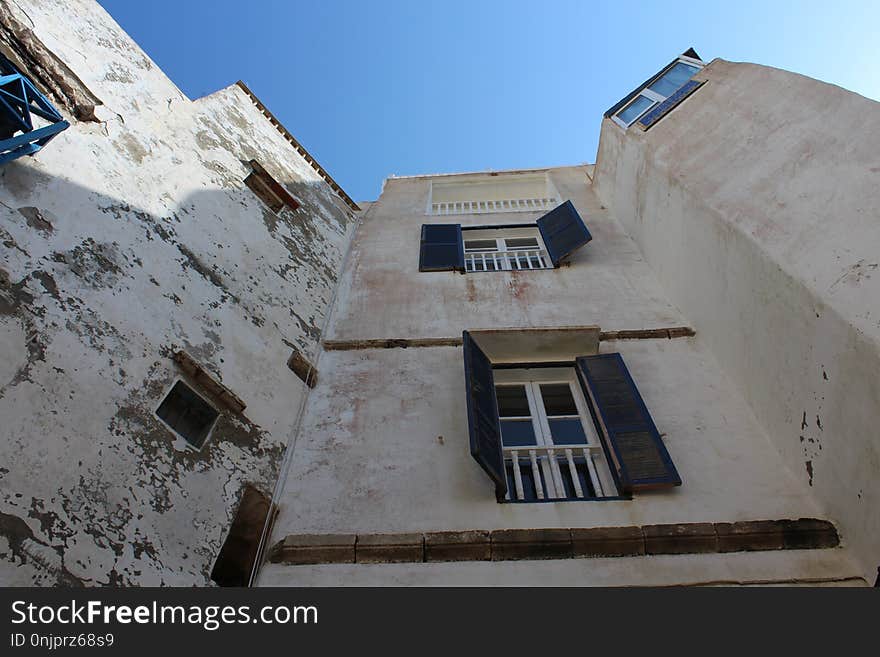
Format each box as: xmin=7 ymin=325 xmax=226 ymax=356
xmin=385 ymin=163 xmax=593 ymax=183
xmin=234 ymin=81 xmax=360 ymax=212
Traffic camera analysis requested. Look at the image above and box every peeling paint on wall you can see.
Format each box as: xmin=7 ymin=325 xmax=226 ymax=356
xmin=0 ymin=0 xmax=356 ymax=585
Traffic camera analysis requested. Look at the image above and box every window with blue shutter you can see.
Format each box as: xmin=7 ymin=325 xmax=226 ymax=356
xmin=419 ymin=224 xmax=464 ymax=272
xmin=462 ymin=331 xmax=507 ymax=500
xmin=536 ymin=200 xmax=593 ymax=266
xmin=575 ymin=353 xmax=681 ymax=493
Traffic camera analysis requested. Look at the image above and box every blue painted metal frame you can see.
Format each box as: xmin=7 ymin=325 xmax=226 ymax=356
xmin=0 ymin=70 xmax=69 ymax=165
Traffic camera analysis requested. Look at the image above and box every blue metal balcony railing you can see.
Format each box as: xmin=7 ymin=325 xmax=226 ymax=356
xmin=0 ymin=56 xmax=69 ymax=165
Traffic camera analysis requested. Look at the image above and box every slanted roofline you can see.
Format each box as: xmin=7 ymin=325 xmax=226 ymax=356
xmin=385 ymin=163 xmax=592 ymax=183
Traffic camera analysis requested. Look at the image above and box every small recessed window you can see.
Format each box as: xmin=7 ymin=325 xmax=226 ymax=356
xmin=156 ymin=380 xmax=219 ymax=449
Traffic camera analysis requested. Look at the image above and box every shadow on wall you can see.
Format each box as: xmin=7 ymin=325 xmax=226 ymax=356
xmin=0 ymin=158 xmax=350 ymax=586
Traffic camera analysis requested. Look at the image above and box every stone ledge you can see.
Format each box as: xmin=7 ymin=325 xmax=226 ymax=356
xmin=425 ymin=530 xmax=490 ymax=562
xmin=173 ymin=350 xmax=246 ymax=414
xmin=269 ymin=533 xmax=356 ymax=565
xmin=269 ymin=518 xmax=839 ymax=566
xmin=356 ymin=533 xmax=424 ymax=564
xmin=780 ymin=518 xmax=839 ymax=549
xmin=571 ymin=526 xmax=645 ymax=557
xmin=491 ymin=528 xmax=572 ymax=561
xmin=644 ymin=522 xmax=718 ymax=555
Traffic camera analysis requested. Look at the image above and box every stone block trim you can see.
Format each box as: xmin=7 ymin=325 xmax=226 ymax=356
xmin=599 ymin=326 xmax=696 ymax=341
xmin=268 ymin=518 xmax=839 ymax=566
xmin=571 ymin=526 xmax=645 ymax=557
xmin=321 ymin=326 xmax=697 ymax=353
xmin=356 ymin=533 xmax=424 ymax=564
xmin=173 ymin=350 xmax=246 ymax=414
xmin=779 ymin=518 xmax=839 ymax=550
xmin=716 ymin=521 xmax=786 ymax=552
xmin=491 ymin=528 xmax=572 ymax=561
xmin=643 ymin=522 xmax=718 ymax=555
xmin=269 ymin=533 xmax=356 ymax=565
xmin=425 ymin=530 xmax=490 ymax=562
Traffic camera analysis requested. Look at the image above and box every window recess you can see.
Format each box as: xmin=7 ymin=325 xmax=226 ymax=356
xmin=419 ymin=200 xmax=591 ymax=272
xmin=155 ymin=380 xmax=219 ymax=450
xmin=463 ymin=330 xmax=680 ymax=502
xmin=607 ymin=48 xmax=704 ymax=130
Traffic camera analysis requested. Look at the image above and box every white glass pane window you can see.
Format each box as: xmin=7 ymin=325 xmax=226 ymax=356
xmin=613 ymin=57 xmax=702 ymax=128
xmin=617 ymin=94 xmax=656 ymax=126
xmin=463 ymin=228 xmax=551 ymax=272
xmin=648 ymin=62 xmax=700 ymax=97
xmin=493 ymin=369 xmax=618 ymax=501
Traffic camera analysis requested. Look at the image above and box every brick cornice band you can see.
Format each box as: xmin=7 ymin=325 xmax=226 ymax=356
xmin=268 ymin=518 xmax=839 ymax=566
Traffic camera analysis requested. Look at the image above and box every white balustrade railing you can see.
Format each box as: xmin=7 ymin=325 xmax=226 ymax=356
xmin=503 ymin=444 xmax=605 ymax=501
xmin=431 ymin=197 xmax=557 ymax=215
xmin=465 ymin=249 xmax=551 ymax=272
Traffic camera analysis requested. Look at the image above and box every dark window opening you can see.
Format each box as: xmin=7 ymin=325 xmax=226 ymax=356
xmin=156 ymin=380 xmax=219 ymax=449
xmin=211 ymin=485 xmax=277 ymax=587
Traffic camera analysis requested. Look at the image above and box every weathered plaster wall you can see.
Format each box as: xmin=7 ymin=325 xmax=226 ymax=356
xmin=270 ymin=339 xmax=823 ymax=535
xmin=0 ymin=0 xmax=356 ymax=585
xmin=262 ymin=163 xmax=855 ymax=585
xmin=329 ymin=167 xmax=686 ymax=341
xmin=593 ymin=59 xmax=880 ymax=581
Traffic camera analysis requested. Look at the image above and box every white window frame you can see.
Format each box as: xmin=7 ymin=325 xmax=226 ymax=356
xmin=463 ymin=229 xmax=551 ymax=272
xmin=611 ymin=55 xmax=703 ymax=129
xmin=494 ymin=368 xmax=618 ymax=501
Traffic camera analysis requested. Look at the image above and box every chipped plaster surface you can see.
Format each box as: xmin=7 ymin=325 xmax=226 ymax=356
xmin=593 ymin=59 xmax=880 ymax=582
xmin=0 ymin=0 xmax=355 ymax=585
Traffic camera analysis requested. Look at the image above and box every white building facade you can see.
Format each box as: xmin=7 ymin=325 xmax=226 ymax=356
xmin=0 ymin=1 xmax=877 ymax=586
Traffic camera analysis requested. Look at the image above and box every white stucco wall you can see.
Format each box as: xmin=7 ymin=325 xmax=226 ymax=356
xmin=263 ymin=162 xmax=858 ymax=585
xmin=0 ymin=0 xmax=356 ymax=585
xmin=593 ymin=58 xmax=880 ymax=581
xmin=271 ymin=339 xmax=822 ymax=535
xmin=329 ymin=167 xmax=685 ymax=341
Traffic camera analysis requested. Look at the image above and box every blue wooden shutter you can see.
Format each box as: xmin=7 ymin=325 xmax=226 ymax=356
xmin=536 ymin=200 xmax=592 ymax=266
xmin=419 ymin=224 xmax=464 ymax=272
xmin=576 ymin=353 xmax=680 ymax=493
xmin=462 ymin=331 xmax=507 ymax=500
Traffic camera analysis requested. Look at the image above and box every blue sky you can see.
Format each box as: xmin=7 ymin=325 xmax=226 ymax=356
xmin=99 ymin=0 xmax=879 ymax=201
